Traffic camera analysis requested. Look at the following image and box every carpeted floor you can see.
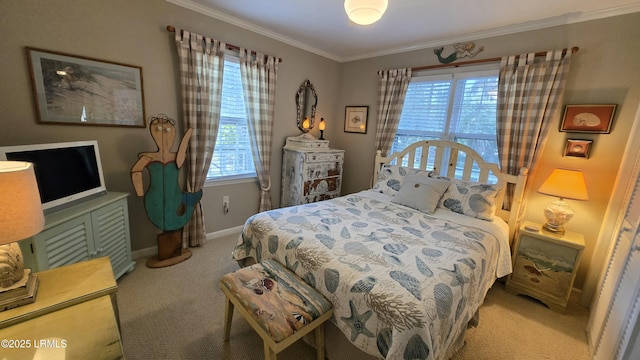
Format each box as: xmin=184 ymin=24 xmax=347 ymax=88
xmin=117 ymin=233 xmax=590 ymax=360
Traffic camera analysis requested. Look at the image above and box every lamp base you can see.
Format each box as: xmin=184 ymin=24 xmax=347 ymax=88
xmin=542 ymin=222 xmax=566 ymax=234
xmin=0 ymin=271 xmax=39 ymax=311
xmin=542 ymin=198 xmax=574 ymax=235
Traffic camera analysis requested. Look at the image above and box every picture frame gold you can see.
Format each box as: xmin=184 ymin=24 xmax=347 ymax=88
xmin=26 ymin=47 xmax=146 ymax=128
xmin=344 ymin=106 xmax=368 ymax=134
xmin=559 ymin=104 xmax=616 ymax=134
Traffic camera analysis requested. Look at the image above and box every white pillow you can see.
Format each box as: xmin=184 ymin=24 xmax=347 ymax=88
xmin=372 ymin=165 xmax=430 ymax=196
xmin=391 ymin=175 xmax=450 ymax=214
xmin=438 ymin=179 xmax=503 ymax=221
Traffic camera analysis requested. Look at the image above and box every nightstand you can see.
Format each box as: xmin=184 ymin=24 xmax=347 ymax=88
xmin=506 ymin=221 xmax=585 ymax=312
xmin=0 ymin=257 xmax=123 ymax=359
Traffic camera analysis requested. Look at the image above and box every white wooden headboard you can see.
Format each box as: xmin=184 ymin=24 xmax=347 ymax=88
xmin=373 ymin=140 xmax=528 ymax=243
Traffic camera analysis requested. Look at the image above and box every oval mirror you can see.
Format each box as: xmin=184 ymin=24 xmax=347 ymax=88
xmin=295 ymin=80 xmax=317 ymax=133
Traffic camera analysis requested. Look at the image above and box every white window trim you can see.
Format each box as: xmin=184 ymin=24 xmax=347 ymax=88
xmin=204 ymin=54 xmax=257 ymax=184
xmin=204 ymin=173 xmax=258 ymax=187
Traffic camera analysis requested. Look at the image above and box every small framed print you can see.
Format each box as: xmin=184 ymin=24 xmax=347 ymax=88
xmin=560 ymin=104 xmax=616 ymax=133
xmin=564 ymin=139 xmax=593 ymax=158
xmin=344 ymin=106 xmax=368 ymax=134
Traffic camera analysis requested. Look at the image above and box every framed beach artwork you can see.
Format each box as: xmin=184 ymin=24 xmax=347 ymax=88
xmin=559 ymin=104 xmax=616 ymax=134
xmin=344 ymin=106 xmax=368 ymax=134
xmin=27 ymin=47 xmax=146 ymax=127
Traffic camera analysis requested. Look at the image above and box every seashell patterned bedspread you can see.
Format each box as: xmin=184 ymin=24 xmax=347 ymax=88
xmin=232 ymin=190 xmax=512 ymax=360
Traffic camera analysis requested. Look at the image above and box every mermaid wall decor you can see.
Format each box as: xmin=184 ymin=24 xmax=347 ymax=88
xmin=131 ymin=114 xmax=202 ymax=267
xmin=434 ymin=42 xmax=484 ymax=64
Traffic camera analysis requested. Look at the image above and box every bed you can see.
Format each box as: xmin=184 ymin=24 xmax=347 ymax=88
xmin=232 ymin=140 xmax=527 ymax=360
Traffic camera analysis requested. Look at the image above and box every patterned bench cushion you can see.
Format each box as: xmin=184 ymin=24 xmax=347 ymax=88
xmin=220 ymin=259 xmax=333 ymax=343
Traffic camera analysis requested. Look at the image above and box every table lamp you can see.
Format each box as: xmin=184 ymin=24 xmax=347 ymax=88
xmin=537 ymin=168 xmax=589 ymax=234
xmin=319 ymin=118 xmax=326 ymax=140
xmin=0 ymin=161 xmax=44 ymax=311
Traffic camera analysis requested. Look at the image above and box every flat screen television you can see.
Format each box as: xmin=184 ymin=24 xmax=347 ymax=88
xmin=0 ymin=140 xmax=107 ymax=213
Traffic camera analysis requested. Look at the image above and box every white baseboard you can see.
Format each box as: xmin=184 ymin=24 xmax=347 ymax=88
xmin=205 ymin=225 xmax=244 ymax=243
xmin=131 ymin=246 xmax=157 ymax=261
xmin=131 ymin=226 xmax=244 ymax=260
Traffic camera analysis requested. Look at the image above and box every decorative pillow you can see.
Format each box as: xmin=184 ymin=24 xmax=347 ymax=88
xmin=372 ymin=165 xmax=430 ymax=195
xmin=438 ymin=179 xmax=503 ymax=221
xmin=391 ymin=175 xmax=450 ymax=214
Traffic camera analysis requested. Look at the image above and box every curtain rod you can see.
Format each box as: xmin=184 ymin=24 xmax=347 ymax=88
xmin=410 ymin=46 xmax=579 ymax=72
xmin=166 ymin=25 xmax=283 ymax=63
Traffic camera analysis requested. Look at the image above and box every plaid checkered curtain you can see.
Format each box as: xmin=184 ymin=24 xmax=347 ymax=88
xmin=239 ymin=49 xmax=278 ymax=212
xmin=374 ymin=68 xmax=411 ymax=156
xmin=174 ymin=29 xmax=225 ymax=246
xmin=497 ymin=49 xmax=572 ymax=209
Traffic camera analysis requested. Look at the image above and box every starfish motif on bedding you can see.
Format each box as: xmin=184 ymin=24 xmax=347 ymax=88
xmin=340 ymin=300 xmax=375 ymax=341
xmin=358 ymin=231 xmax=387 ymax=243
xmin=439 ymin=263 xmax=470 ymax=289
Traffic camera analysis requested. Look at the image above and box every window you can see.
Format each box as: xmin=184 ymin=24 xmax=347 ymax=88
xmin=392 ymin=68 xmax=499 ymax=179
xmin=206 ymin=57 xmax=255 ymax=181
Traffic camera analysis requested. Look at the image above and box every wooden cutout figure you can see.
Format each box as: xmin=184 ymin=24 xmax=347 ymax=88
xmin=131 ymin=114 xmax=202 ymax=267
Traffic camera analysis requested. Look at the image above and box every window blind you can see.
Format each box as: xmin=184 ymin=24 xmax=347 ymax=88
xmin=207 ymin=57 xmax=256 ymax=180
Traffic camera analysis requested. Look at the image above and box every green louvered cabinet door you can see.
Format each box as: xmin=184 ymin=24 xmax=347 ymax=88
xmin=90 ymin=196 xmax=134 ymax=279
xmin=20 ymin=192 xmax=135 ymax=279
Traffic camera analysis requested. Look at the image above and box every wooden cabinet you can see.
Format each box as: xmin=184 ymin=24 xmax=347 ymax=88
xmin=0 ymin=257 xmax=123 ymax=359
xmin=506 ymin=221 xmax=585 ymax=312
xmin=19 ymin=192 xmax=135 ymax=280
xmin=281 ymin=136 xmax=344 ymax=207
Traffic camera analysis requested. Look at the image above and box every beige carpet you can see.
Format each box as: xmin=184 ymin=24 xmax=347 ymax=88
xmin=117 ymin=233 xmax=590 ymax=360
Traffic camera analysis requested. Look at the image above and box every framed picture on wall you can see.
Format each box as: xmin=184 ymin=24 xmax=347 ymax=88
xmin=564 ymin=139 xmax=593 ymax=158
xmin=559 ymin=104 xmax=616 ymax=133
xmin=344 ymin=106 xmax=368 ymax=134
xmin=26 ymin=47 xmax=146 ymax=128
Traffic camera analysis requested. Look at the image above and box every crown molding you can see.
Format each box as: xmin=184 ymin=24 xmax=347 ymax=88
xmin=166 ymin=0 xmax=342 ymax=62
xmin=342 ymin=3 xmax=640 ymax=62
xmin=168 ymin=0 xmax=640 ymax=63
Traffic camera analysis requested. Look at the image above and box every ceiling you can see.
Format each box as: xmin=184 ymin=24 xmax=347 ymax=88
xmin=168 ymin=0 xmax=640 ymax=62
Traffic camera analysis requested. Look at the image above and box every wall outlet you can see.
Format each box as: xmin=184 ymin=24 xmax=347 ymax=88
xmin=223 ymin=196 xmax=229 ymax=214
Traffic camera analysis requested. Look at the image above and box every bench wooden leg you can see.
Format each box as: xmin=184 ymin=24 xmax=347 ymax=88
xmin=223 ymin=296 xmax=234 ymax=342
xmin=264 ymin=340 xmax=276 ymax=360
xmin=315 ymin=322 xmax=325 ymax=360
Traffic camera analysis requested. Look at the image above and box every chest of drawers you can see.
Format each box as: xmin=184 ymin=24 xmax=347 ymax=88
xmin=280 ymin=137 xmax=344 ymax=207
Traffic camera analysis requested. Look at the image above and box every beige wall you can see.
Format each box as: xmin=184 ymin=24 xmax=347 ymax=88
xmin=2 ymin=0 xmax=639 ymax=302
xmin=333 ymin=13 xmax=640 ymax=297
xmin=0 ymin=0 xmax=341 ymax=251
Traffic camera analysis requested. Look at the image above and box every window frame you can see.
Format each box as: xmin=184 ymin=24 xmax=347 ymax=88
xmin=205 ymin=55 xmax=257 ymax=186
xmin=393 ymin=65 xmax=500 ymax=181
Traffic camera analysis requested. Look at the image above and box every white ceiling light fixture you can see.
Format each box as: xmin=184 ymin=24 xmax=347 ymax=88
xmin=344 ymin=0 xmax=388 ymax=26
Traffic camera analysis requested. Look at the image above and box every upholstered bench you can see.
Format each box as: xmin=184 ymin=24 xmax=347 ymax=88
xmin=220 ymin=259 xmax=333 ymax=360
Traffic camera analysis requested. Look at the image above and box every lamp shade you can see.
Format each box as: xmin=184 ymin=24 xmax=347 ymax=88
xmin=538 ymin=169 xmax=589 ymax=201
xmin=0 ymin=161 xmax=45 ymax=243
xmin=319 ymin=118 xmax=326 ymax=131
xmin=344 ymin=0 xmax=388 ymax=25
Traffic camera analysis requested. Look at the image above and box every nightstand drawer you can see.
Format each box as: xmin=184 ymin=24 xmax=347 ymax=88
xmin=506 ymin=221 xmax=584 ymax=312
xmin=510 ymin=233 xmax=581 ymax=297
